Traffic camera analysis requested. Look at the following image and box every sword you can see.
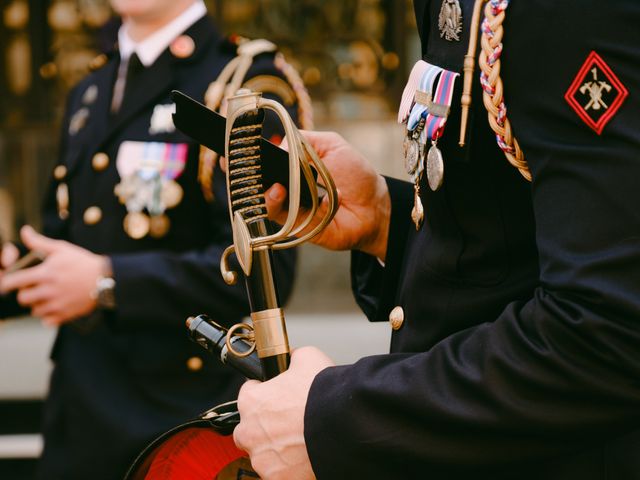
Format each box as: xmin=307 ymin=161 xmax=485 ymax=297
xmin=171 ymin=90 xmax=319 ymax=208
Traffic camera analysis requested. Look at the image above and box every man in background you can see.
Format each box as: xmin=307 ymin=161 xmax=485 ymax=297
xmin=0 ymin=0 xmax=304 ymax=478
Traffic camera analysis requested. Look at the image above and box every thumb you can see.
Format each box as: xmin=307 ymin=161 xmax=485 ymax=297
xmin=20 ymin=225 xmax=61 ymax=255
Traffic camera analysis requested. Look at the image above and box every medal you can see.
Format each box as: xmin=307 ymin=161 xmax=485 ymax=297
xmin=426 ymin=142 xmax=444 ymax=191
xmin=404 ymin=138 xmax=421 ymax=176
xmin=149 ymin=214 xmax=170 ymax=238
xmin=400 ymin=63 xmax=458 ymax=227
xmin=115 ymin=141 xmax=188 ymax=238
xmin=161 ymin=179 xmax=183 ymax=209
xmin=411 ymin=183 xmax=424 ymax=230
xmin=124 ymin=212 xmax=150 ymax=239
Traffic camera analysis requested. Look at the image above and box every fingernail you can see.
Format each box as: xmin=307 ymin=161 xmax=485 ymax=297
xmin=269 ymin=186 xmax=284 ymax=202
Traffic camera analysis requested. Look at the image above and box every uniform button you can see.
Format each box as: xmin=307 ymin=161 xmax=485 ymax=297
xmin=92 ymin=152 xmax=109 ymax=171
xmin=389 ymin=306 xmax=404 ymax=331
xmin=83 ymin=206 xmax=102 ymax=225
xmin=53 ymin=165 xmax=67 ymax=180
xmin=187 ymin=356 xmax=203 ymax=372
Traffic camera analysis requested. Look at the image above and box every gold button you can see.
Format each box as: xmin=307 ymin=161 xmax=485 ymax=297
xmin=83 ymin=206 xmax=102 ymax=225
xmin=89 ymin=53 xmax=108 ymax=71
xmin=389 ymin=306 xmax=404 ymax=331
xmin=92 ymin=152 xmax=109 ymax=171
xmin=187 ymin=356 xmax=203 ymax=372
xmin=53 ymin=165 xmax=67 ymax=180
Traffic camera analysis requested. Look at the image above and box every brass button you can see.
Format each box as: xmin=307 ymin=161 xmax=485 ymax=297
xmin=53 ymin=165 xmax=67 ymax=180
xmin=92 ymin=152 xmax=109 ymax=171
xmin=83 ymin=206 xmax=102 ymax=225
xmin=187 ymin=356 xmax=203 ymax=372
xmin=389 ymin=306 xmax=404 ymax=331
xmin=89 ymin=53 xmax=108 ymax=71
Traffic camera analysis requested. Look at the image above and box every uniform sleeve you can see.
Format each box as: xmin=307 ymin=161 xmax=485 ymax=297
xmin=304 ymin=8 xmax=640 ymax=479
xmin=350 ymin=176 xmax=413 ymax=322
xmin=1 ymin=90 xmax=79 ymax=320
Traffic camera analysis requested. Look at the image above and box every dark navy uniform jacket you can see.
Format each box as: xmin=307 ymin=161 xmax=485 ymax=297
xmin=3 ymin=15 xmax=297 ymax=480
xmin=305 ymin=1 xmax=640 ymax=478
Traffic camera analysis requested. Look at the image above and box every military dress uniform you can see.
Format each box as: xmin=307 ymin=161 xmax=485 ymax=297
xmin=0 ymin=9 xmax=304 ymax=480
xmin=303 ymin=1 xmax=640 ymax=479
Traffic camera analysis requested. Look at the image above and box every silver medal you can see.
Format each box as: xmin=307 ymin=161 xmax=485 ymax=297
xmin=426 ymin=143 xmax=444 ymax=191
xmin=405 ymin=139 xmax=421 ymax=176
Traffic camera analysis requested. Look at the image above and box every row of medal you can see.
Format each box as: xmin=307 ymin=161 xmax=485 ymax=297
xmin=398 ymin=60 xmax=459 ymax=230
xmin=114 ymin=141 xmax=187 ymax=239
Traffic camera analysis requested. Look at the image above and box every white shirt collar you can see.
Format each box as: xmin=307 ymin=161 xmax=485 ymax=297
xmin=118 ymin=1 xmax=207 ymax=67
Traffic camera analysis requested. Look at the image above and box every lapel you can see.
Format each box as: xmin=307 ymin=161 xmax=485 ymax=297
xmin=63 ymin=54 xmax=118 ymax=176
xmin=100 ymin=15 xmax=220 ymax=147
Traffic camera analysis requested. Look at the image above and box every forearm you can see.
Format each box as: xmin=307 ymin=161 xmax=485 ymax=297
xmin=305 ymin=287 xmax=640 ymax=477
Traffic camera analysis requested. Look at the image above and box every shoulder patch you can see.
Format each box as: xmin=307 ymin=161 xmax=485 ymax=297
xmin=564 ymin=51 xmax=628 ymax=135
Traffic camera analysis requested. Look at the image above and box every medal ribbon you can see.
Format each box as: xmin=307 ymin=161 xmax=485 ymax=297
xmin=407 ymin=64 xmax=444 ymax=133
xmin=424 ymin=69 xmax=459 ymax=141
xmin=398 ymin=60 xmax=429 ymax=123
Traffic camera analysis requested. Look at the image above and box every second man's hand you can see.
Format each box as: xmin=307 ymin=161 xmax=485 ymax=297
xmin=0 ymin=226 xmax=108 ymax=326
xmin=234 ymin=346 xmax=335 ymax=480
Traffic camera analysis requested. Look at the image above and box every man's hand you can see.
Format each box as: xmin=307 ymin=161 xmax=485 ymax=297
xmin=272 ymin=131 xmax=390 ymax=260
xmin=0 ymin=242 xmax=19 ymax=270
xmin=222 ymin=131 xmax=391 ymax=260
xmin=234 ymin=346 xmax=335 ymax=480
xmin=0 ymin=226 xmax=107 ymax=326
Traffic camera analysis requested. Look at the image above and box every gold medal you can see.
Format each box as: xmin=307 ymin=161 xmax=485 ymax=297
xmin=123 ymin=212 xmax=150 ymax=239
xmin=426 ymin=143 xmax=444 ymax=191
xmin=149 ymin=214 xmax=170 ymax=238
xmin=161 ymin=180 xmax=183 ymax=209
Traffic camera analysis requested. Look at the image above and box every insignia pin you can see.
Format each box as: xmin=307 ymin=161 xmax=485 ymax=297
xmin=170 ymin=35 xmax=195 ymax=59
xmin=438 ymin=0 xmax=463 ymax=42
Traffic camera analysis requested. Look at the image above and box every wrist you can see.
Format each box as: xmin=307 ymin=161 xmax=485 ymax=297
xmin=93 ymin=256 xmax=116 ymax=310
xmin=360 ymin=174 xmax=390 ymax=261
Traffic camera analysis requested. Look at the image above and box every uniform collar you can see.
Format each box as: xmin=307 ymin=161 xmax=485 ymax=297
xmin=118 ymin=0 xmax=207 ymax=67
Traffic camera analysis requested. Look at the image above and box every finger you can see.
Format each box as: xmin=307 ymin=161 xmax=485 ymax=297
xmin=299 ymin=130 xmax=338 ymax=157
xmin=219 ymin=156 xmax=228 ymax=172
xmin=16 ymin=284 xmax=52 ymax=307
xmin=1 ymin=243 xmax=19 ymax=268
xmin=32 ymin=300 xmax=61 ymax=323
xmin=41 ymin=313 xmax=64 ymax=327
xmin=280 ymin=135 xmax=289 ymax=152
xmin=265 ymin=183 xmax=289 ymax=221
xmin=0 ymin=263 xmax=47 ymax=293
xmin=20 ymin=225 xmax=62 ymax=255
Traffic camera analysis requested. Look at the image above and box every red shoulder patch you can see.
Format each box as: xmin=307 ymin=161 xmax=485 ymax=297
xmin=564 ymin=51 xmax=628 ymax=135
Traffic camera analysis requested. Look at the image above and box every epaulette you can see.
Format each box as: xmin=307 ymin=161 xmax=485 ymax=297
xmin=198 ymin=37 xmax=313 ymax=201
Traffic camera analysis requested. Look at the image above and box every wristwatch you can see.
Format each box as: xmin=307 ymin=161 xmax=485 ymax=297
xmin=95 ymin=275 xmax=116 ymax=310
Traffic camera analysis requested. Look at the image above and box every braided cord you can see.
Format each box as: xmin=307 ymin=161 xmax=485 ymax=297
xmin=479 ymin=0 xmax=531 ymax=181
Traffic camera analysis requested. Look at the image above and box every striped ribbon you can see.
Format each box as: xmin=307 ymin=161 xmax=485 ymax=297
xmin=424 ymin=69 xmax=459 ymax=142
xmin=407 ymin=63 xmax=444 ymax=132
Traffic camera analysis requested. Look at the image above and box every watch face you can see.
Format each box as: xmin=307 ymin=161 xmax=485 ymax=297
xmin=96 ymin=276 xmax=116 ymax=309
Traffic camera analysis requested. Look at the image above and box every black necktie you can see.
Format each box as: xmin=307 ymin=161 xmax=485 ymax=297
xmin=112 ymin=52 xmax=144 ymax=113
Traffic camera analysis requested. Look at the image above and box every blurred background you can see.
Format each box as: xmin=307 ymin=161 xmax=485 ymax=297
xmin=0 ymin=0 xmax=417 ymax=477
